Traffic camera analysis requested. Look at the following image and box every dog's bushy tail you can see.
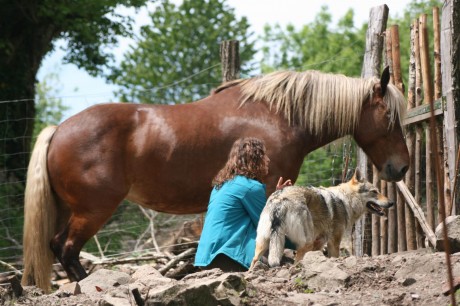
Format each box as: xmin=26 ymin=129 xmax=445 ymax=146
xmin=268 ymin=229 xmax=285 ymax=267
xmin=267 ymin=202 xmax=287 ymax=267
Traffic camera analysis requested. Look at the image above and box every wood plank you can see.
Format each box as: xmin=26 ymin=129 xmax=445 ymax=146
xmin=403 ymin=99 xmax=444 ymax=125
xmin=396 ymin=181 xmax=437 ymax=247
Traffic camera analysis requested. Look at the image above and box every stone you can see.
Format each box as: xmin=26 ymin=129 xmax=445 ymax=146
xmin=145 ymin=273 xmax=246 ymax=306
xmin=57 ymin=282 xmax=81 ymax=295
xmin=435 ymin=215 xmax=460 ymax=253
xmin=78 ymin=269 xmax=131 ymax=295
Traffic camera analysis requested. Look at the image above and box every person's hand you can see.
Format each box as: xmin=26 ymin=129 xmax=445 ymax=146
xmin=276 ymin=177 xmax=292 ymax=190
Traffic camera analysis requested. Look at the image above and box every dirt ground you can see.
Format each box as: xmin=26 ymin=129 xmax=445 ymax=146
xmin=1 ymin=247 xmax=460 ymax=305
xmin=244 ymin=249 xmax=460 ymax=306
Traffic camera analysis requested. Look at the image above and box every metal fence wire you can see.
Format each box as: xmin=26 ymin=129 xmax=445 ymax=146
xmin=0 ymin=111 xmax=356 ymax=274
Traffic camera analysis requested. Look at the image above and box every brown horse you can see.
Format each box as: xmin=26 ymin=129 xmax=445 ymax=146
xmin=22 ymin=67 xmax=409 ymax=292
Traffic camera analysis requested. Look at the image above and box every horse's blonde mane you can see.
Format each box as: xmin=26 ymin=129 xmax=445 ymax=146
xmin=220 ymin=70 xmax=406 ymax=137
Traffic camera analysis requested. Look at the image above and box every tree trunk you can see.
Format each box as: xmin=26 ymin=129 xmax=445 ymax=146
xmin=0 ymin=20 xmax=56 ymax=205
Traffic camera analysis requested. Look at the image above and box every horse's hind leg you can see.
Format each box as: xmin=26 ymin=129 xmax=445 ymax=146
xmin=50 ymin=209 xmax=116 ymax=282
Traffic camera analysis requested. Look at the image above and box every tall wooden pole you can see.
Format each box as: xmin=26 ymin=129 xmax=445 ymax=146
xmin=419 ymin=14 xmax=436 ymax=231
xmin=390 ymin=25 xmax=407 ymax=252
xmin=432 ymin=6 xmax=450 ymax=221
xmin=442 ymin=0 xmax=460 ymax=216
xmin=380 ymin=180 xmax=388 ymax=254
xmin=355 ymin=5 xmax=388 ymax=257
xmin=405 ymin=21 xmax=417 ymax=251
xmin=220 ymin=40 xmax=240 ymax=82
xmin=413 ymin=19 xmax=425 ymax=248
xmin=384 ymin=27 xmax=397 ymax=254
xmin=372 ymin=166 xmax=381 ymax=256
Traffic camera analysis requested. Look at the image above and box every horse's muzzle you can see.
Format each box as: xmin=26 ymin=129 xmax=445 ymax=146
xmin=379 ymin=163 xmax=409 ymax=182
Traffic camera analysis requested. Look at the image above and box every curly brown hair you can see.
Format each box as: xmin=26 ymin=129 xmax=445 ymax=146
xmin=212 ymin=137 xmax=268 ymax=189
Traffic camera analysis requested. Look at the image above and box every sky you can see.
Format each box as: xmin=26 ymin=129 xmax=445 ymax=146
xmin=37 ymin=0 xmax=413 ymax=120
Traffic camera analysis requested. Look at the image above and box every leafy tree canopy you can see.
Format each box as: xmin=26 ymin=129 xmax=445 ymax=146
xmin=33 ymin=72 xmax=69 ymax=139
xmin=0 ymin=0 xmax=151 ymax=197
xmin=109 ymin=0 xmax=256 ymax=104
xmin=0 ymin=0 xmax=150 ymax=80
xmin=260 ymin=6 xmax=366 ymax=76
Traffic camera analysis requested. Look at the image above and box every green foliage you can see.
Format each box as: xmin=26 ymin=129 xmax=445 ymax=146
xmin=260 ymin=1 xmax=442 ymax=79
xmin=260 ymin=6 xmax=366 ymax=76
xmin=0 ymin=0 xmax=151 ymax=268
xmin=293 ymin=277 xmax=315 ymax=293
xmin=0 ymin=181 xmax=24 ymax=271
xmin=0 ymin=0 xmax=151 ymax=202
xmin=33 ymin=73 xmax=69 ymax=139
xmin=82 ymin=201 xmax=196 ymax=257
xmin=296 ymin=141 xmax=356 ymax=187
xmin=0 ymin=0 xmax=150 ymax=77
xmin=109 ymin=0 xmax=256 ymax=104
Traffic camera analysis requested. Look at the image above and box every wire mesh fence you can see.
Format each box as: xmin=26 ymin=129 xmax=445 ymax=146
xmin=0 ymin=103 xmax=358 ymax=275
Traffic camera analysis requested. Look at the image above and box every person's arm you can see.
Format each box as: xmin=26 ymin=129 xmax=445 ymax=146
xmin=241 ymin=184 xmax=266 ymax=228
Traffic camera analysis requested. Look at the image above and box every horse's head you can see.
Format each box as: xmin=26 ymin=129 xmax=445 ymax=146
xmin=354 ymin=67 xmax=409 ymax=182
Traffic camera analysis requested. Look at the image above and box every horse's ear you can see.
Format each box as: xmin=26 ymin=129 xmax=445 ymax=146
xmin=380 ymin=66 xmax=390 ymax=96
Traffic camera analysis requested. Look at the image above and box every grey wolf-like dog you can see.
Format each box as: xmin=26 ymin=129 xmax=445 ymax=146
xmin=250 ymin=169 xmax=393 ymax=269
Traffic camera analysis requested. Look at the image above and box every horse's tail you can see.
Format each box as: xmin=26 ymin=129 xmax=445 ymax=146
xmin=21 ymin=126 xmax=58 ymax=293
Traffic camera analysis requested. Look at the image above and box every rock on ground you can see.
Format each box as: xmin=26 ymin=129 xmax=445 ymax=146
xmin=3 ymin=248 xmax=460 ymax=305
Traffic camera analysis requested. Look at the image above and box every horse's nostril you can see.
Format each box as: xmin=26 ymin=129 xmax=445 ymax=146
xmin=400 ymin=165 xmax=409 ymax=176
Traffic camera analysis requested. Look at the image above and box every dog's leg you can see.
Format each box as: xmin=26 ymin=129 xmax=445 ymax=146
xmin=294 ymin=243 xmax=313 ymax=263
xmin=250 ymin=240 xmax=268 ymax=270
xmin=326 ymin=237 xmax=341 ymax=257
xmin=312 ymin=237 xmax=325 ymax=251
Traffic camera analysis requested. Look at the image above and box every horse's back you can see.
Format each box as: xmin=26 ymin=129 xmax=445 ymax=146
xmin=46 ymin=102 xmax=231 ymax=213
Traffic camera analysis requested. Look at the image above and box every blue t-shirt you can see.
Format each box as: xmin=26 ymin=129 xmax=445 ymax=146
xmin=194 ymin=175 xmax=266 ymax=269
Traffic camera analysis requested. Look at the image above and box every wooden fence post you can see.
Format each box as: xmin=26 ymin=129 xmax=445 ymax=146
xmin=390 ymin=25 xmax=407 ymax=253
xmin=432 ymin=7 xmax=450 ymax=222
xmin=384 ymin=27 xmax=398 ymax=254
xmin=372 ymin=167 xmax=380 ymax=256
xmin=355 ymin=4 xmax=388 ymax=257
xmin=413 ymin=19 xmax=425 ymax=248
xmin=380 ymin=180 xmax=388 ymax=254
xmin=441 ymin=0 xmax=459 ymax=215
xmin=405 ymin=21 xmax=417 ymax=251
xmin=220 ymin=40 xmax=240 ymax=82
xmin=419 ymin=14 xmax=436 ymax=231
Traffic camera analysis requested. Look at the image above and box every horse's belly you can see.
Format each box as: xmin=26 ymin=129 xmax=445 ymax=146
xmin=126 ymin=186 xmax=210 ymax=214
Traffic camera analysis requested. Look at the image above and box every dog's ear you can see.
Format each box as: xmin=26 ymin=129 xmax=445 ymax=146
xmin=352 ymin=168 xmax=363 ymax=184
